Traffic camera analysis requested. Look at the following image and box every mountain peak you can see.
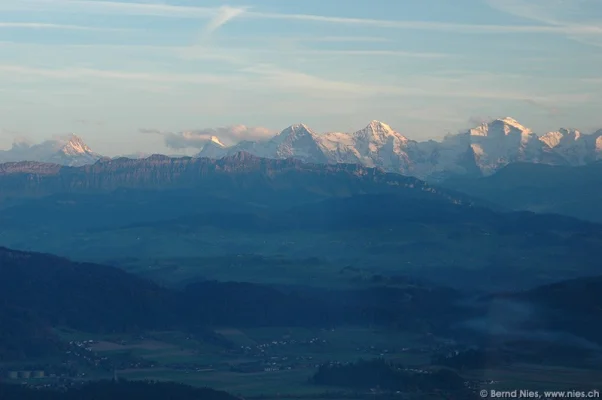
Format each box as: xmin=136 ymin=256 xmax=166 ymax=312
xmin=367 ymin=120 xmax=393 ymax=131
xmin=468 ymin=117 xmax=531 ymax=137
xmin=208 ymin=136 xmax=226 ymax=147
xmin=285 ymin=123 xmax=312 ymax=133
xmin=275 ymin=124 xmax=316 ymax=141
xmin=57 ymin=134 xmax=94 ymax=155
xmin=355 ymin=120 xmax=405 ymax=143
xmin=493 ymin=117 xmax=529 ymax=131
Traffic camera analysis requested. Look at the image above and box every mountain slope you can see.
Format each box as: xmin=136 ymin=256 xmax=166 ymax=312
xmin=442 ymin=161 xmax=602 ymax=223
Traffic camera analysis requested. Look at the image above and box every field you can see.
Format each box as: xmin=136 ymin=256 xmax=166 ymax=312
xmin=7 ymin=326 xmax=602 ymax=397
xmin=41 ymin=326 xmax=433 ymax=396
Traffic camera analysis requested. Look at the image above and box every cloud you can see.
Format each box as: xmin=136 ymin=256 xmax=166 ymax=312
xmin=0 ymin=22 xmax=127 ymax=31
xmin=3 ymin=0 xmax=216 ymax=18
xmin=138 ymin=128 xmax=162 ymax=135
xmin=142 ymin=125 xmax=275 ymax=148
xmin=1 ymin=62 xmax=592 ymax=103
xmin=0 ymin=64 xmax=243 ymax=85
xmin=74 ymin=119 xmax=106 ymax=126
xmin=467 ymin=116 xmax=496 ymax=126
xmin=522 ymin=99 xmax=562 ymax=117
xmin=277 ymin=49 xmax=448 ymax=58
xmin=5 ymin=0 xmax=601 ymax=35
xmin=175 ymin=44 xmax=449 ymax=61
xmin=485 ymin=0 xmax=602 ymax=46
xmin=203 ymin=6 xmax=246 ymax=35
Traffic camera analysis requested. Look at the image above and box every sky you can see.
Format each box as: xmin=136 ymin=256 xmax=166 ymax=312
xmin=0 ymin=0 xmax=601 ymax=155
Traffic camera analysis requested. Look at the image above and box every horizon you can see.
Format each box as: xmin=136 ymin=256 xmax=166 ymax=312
xmin=1 ymin=0 xmax=602 ymax=155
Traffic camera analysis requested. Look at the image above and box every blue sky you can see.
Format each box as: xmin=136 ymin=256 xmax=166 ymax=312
xmin=0 ymin=0 xmax=601 ymax=155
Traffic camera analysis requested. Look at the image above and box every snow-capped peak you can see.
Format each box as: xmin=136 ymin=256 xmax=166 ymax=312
xmin=468 ymin=117 xmax=531 ymax=137
xmin=208 ymin=136 xmax=226 ymax=147
xmin=353 ymin=120 xmax=409 ymax=148
xmin=0 ymin=133 xmax=101 ymax=166
xmin=497 ymin=117 xmax=529 ymax=131
xmin=367 ymin=120 xmax=394 ymax=132
xmin=280 ymin=123 xmax=314 ymax=135
xmin=58 ymin=134 xmax=93 ymax=156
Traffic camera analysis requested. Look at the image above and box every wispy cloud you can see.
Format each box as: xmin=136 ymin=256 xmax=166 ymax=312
xmin=0 ymin=22 xmax=126 ymax=31
xmin=178 ymin=46 xmax=449 ymax=60
xmin=0 ymin=63 xmax=592 ymax=104
xmin=3 ymin=0 xmax=216 ymax=18
xmin=5 ymin=0 xmax=601 ymax=35
xmin=203 ymin=6 xmax=246 ymax=35
xmin=142 ymin=125 xmax=275 ymax=148
xmin=0 ymin=64 xmax=242 ymax=85
xmin=485 ymin=0 xmax=602 ymax=46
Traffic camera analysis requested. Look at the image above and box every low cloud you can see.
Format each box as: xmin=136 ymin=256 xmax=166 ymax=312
xmin=467 ymin=116 xmax=495 ymax=126
xmin=138 ymin=128 xmax=162 ymax=135
xmin=75 ymin=119 xmax=106 ymax=126
xmin=523 ymin=99 xmax=562 ymax=117
xmin=140 ymin=125 xmax=275 ymax=149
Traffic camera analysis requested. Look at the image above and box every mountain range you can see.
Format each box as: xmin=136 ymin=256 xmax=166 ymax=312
xmin=195 ymin=118 xmax=602 ymax=180
xmin=3 ymin=118 xmax=601 ymax=180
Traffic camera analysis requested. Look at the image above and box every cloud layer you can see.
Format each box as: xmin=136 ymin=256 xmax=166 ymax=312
xmin=143 ymin=125 xmax=275 ymax=149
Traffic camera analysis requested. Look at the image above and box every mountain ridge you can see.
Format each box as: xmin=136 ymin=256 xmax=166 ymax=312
xmin=0 ymin=152 xmax=487 ymax=209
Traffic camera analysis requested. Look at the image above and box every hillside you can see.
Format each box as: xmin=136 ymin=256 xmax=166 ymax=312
xmin=0 ymin=246 xmax=179 ymax=334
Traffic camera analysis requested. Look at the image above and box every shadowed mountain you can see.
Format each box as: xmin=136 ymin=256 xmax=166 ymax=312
xmin=0 ymin=152 xmax=478 ymax=206
xmin=442 ymin=161 xmax=602 ymax=223
xmin=0 ymin=153 xmax=494 ymax=231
